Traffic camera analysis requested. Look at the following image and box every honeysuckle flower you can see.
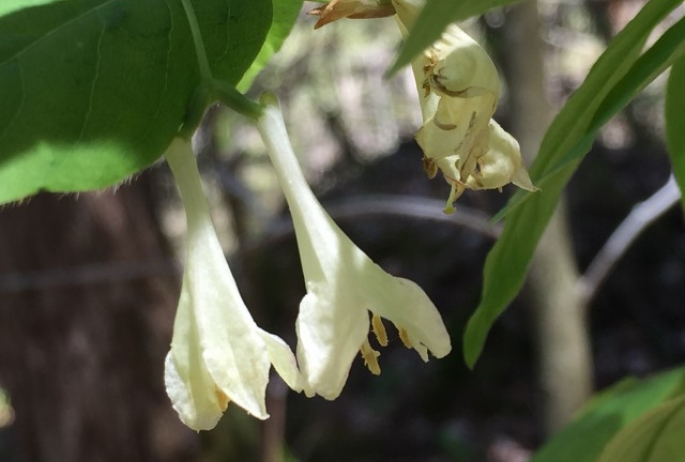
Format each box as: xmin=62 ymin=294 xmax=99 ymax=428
xmin=391 ymin=0 xmax=537 ymax=212
xmin=163 ymin=137 xmax=303 ymax=431
xmin=256 ymin=95 xmax=451 ymax=400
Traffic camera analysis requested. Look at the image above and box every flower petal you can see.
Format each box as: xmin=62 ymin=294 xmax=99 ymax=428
xmin=164 ymin=328 xmax=224 ymax=430
xmin=258 ymin=329 xmax=306 ymax=393
xmin=165 ymin=138 xmax=303 ymax=428
xmin=296 ymin=283 xmax=370 ymax=399
xmin=465 ymin=120 xmax=537 ymax=192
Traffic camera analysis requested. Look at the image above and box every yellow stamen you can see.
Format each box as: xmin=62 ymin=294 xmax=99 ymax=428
xmin=360 ymin=339 xmax=381 ymax=375
xmin=372 ymin=314 xmax=388 ymax=347
xmin=398 ymin=327 xmax=413 ymax=349
xmin=215 ymin=387 xmax=230 ymax=412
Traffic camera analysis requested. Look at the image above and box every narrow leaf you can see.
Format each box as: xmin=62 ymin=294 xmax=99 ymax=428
xmin=666 ymin=56 xmax=685 ymax=207
xmin=504 ymin=13 xmax=685 ymax=214
xmin=463 ymin=0 xmax=683 ymax=367
xmin=389 ymin=0 xmax=524 ymax=74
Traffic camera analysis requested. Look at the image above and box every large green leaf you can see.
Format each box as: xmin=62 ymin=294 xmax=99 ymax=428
xmin=238 ymin=0 xmax=304 ymax=92
xmin=463 ymin=0 xmax=683 ymax=367
xmin=0 ymin=0 xmax=271 ymax=204
xmin=531 ymin=367 xmax=685 ymax=462
xmin=597 ymin=397 xmax=685 ymax=462
xmin=389 ymin=0 xmax=524 ymax=74
xmin=666 ymin=56 xmax=685 ymax=208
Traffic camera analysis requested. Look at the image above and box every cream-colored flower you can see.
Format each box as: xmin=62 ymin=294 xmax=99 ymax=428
xmin=393 ymin=0 xmax=536 ymax=213
xmin=256 ymin=96 xmax=451 ymax=400
xmin=163 ymin=138 xmax=303 ymax=431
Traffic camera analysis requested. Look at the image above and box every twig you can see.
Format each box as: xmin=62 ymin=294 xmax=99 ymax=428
xmin=247 ymin=194 xmax=501 ymax=251
xmin=578 ymin=174 xmax=682 ymax=305
xmin=0 ymin=196 xmax=499 ymax=293
xmin=0 ymin=259 xmax=180 ymax=293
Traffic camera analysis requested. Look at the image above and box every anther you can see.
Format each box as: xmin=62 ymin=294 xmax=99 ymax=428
xmin=398 ymin=327 xmax=413 ymax=349
xmin=372 ymin=314 xmax=388 ymax=347
xmin=360 ymin=339 xmax=381 ymax=375
xmin=215 ymin=387 xmax=230 ymax=412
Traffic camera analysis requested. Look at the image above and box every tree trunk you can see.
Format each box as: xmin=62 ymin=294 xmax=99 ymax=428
xmin=504 ymin=1 xmax=593 ymax=434
xmin=0 ymin=176 xmax=198 ymax=462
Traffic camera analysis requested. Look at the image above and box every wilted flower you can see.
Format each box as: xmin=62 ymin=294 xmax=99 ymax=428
xmin=256 ymin=96 xmax=451 ymax=400
xmin=392 ymin=0 xmax=537 ymax=212
xmin=307 ymin=0 xmax=536 ymax=212
xmin=163 ymin=138 xmax=303 ymax=431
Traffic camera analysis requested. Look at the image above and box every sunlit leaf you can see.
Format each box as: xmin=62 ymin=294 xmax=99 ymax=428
xmin=666 ymin=56 xmax=685 ymax=208
xmin=597 ymin=397 xmax=685 ymax=462
xmin=238 ymin=0 xmax=304 ymax=92
xmin=463 ymin=0 xmax=683 ymax=367
xmin=389 ymin=0 xmax=524 ymax=74
xmin=531 ymin=367 xmax=685 ymax=462
xmin=0 ymin=0 xmax=271 ymax=204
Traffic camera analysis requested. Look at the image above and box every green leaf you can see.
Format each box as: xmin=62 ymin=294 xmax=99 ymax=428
xmin=597 ymin=397 xmax=685 ymax=462
xmin=237 ymin=0 xmax=304 ymax=92
xmin=499 ymin=13 xmax=685 ymax=218
xmin=666 ymin=56 xmax=685 ymax=208
xmin=463 ymin=0 xmax=683 ymax=368
xmin=531 ymin=367 xmax=685 ymax=462
xmin=389 ymin=0 xmax=524 ymax=74
xmin=0 ymin=0 xmax=271 ymax=204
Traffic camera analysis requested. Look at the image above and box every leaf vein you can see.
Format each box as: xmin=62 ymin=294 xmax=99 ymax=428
xmin=78 ymin=12 xmax=107 ymax=142
xmin=212 ymin=0 xmax=231 ymax=67
xmin=0 ymin=0 xmax=119 ymax=70
xmin=143 ymin=0 xmax=175 ymax=137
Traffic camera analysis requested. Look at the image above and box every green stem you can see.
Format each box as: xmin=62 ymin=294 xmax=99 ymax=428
xmin=178 ymin=0 xmax=262 ymax=131
xmin=180 ymin=0 xmax=213 ymax=82
xmin=214 ymin=80 xmax=263 ymax=120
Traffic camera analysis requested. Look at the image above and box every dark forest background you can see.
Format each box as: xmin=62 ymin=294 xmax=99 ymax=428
xmin=1 ymin=1 xmax=684 ymax=461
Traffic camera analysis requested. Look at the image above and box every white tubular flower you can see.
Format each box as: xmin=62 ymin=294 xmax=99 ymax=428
xmin=393 ymin=0 xmax=537 ymax=213
xmin=164 ymin=138 xmax=303 ymax=431
xmin=256 ymin=95 xmax=451 ymax=400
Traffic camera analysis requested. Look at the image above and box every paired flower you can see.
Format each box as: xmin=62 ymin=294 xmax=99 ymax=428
xmin=164 ymin=0 xmax=528 ymax=430
xmin=256 ymin=95 xmax=451 ymax=399
xmin=164 ymin=105 xmax=451 ymax=429
xmin=163 ymin=138 xmax=303 ymax=431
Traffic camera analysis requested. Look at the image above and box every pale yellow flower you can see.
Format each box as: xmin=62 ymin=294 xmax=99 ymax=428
xmin=256 ymin=97 xmax=451 ymax=399
xmin=164 ymin=138 xmax=303 ymax=431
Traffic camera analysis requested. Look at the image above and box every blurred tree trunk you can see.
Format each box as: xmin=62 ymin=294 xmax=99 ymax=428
xmin=0 ymin=176 xmax=198 ymax=462
xmin=503 ymin=1 xmax=593 ymax=434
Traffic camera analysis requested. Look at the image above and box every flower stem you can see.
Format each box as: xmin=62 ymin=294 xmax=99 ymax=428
xmin=164 ymin=138 xmax=212 ymax=231
xmin=179 ymin=0 xmax=263 ymax=127
xmin=214 ymin=80 xmax=263 ymax=120
xmin=255 ymin=95 xmax=325 ymax=228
